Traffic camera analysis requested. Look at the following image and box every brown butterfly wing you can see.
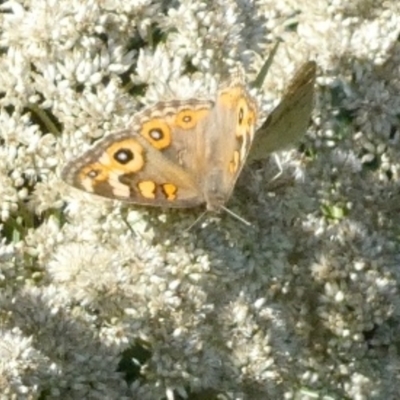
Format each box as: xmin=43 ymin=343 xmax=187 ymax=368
xmin=200 ymin=70 xmax=258 ymax=211
xmin=131 ymin=99 xmax=213 ymax=184
xmin=62 ymin=130 xmax=200 ymax=207
xmin=248 ymin=61 xmax=316 ymax=163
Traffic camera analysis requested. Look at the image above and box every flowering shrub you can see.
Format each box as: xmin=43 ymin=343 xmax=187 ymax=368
xmin=0 ymin=0 xmax=399 ymax=399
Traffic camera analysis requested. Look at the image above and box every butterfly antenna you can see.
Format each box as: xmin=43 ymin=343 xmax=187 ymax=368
xmin=269 ymin=153 xmax=283 ymax=182
xmin=184 ymin=210 xmax=208 ymax=232
xmin=221 ymin=206 xmax=252 ymax=227
xmin=120 ymin=208 xmax=146 ymax=240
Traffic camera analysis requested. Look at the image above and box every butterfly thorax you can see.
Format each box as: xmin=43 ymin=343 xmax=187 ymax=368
xmin=203 ymin=168 xmax=230 ymax=212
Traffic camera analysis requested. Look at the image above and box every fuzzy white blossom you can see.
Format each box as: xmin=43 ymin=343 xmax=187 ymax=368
xmin=0 ymin=0 xmax=399 ymax=399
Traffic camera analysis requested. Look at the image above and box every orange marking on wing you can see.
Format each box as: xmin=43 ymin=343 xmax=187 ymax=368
xmin=229 ymin=151 xmax=240 ymax=174
xmin=141 ymin=119 xmax=171 ymax=149
xmin=232 ymin=96 xmax=258 ymax=165
xmin=106 ymin=139 xmax=145 ymax=173
xmin=162 ymin=183 xmax=177 ymax=200
xmin=174 ymin=109 xmax=209 ymax=130
xmin=138 ymin=180 xmax=156 ymax=199
xmin=219 ymin=87 xmax=242 ymax=108
xmin=79 ymin=162 xmax=109 ymax=183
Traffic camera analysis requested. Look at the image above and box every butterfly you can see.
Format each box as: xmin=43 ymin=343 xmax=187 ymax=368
xmin=62 ymin=67 xmax=257 ymax=212
xmin=62 ymin=62 xmax=316 ymax=212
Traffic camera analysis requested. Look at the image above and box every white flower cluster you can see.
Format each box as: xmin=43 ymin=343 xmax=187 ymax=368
xmin=0 ymin=0 xmax=399 ymax=399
